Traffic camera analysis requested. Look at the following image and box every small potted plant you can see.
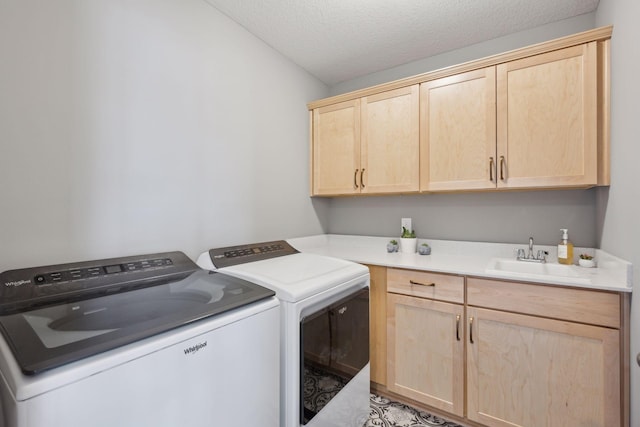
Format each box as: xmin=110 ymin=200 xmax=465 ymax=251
xmin=418 ymin=242 xmax=431 ymax=255
xmin=387 ymin=239 xmax=399 ymax=253
xmin=399 ymin=227 xmax=417 ymax=253
xmin=578 ymin=253 xmax=595 ymax=268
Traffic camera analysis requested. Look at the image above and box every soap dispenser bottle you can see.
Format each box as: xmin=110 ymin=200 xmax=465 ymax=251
xmin=557 ymin=228 xmax=574 ymax=265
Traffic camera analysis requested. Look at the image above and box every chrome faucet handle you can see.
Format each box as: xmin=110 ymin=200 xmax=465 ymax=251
xmin=536 ymin=250 xmax=548 ymax=262
xmin=517 ymin=249 xmax=526 ymax=259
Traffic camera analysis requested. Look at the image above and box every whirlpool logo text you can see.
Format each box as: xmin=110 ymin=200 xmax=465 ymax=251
xmin=183 ymin=341 xmax=208 ymax=355
xmin=4 ymin=279 xmax=30 ymax=287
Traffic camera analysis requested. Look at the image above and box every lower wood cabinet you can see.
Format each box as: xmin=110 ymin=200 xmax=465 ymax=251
xmin=383 ymin=269 xmax=627 ymax=427
xmin=466 ymin=277 xmax=623 ymax=427
xmin=386 ymin=268 xmax=465 ymax=416
xmin=367 ymin=264 xmax=388 ymax=385
xmin=467 ymin=306 xmax=620 ymax=427
xmin=387 ymin=292 xmax=464 ymax=416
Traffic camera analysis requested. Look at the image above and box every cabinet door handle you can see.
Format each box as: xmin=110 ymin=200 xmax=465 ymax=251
xmin=469 ymin=317 xmax=474 ymax=344
xmin=499 ymin=156 xmax=506 ymax=181
xmin=489 ymin=157 xmax=495 ymax=182
xmin=354 ymin=169 xmax=359 ymax=189
xmin=456 ymin=315 xmax=461 ymax=341
xmin=409 ymin=280 xmax=435 ymax=287
xmin=360 ymin=168 xmax=365 ymax=189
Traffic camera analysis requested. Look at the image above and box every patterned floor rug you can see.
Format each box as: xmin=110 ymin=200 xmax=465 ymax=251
xmin=303 ymin=365 xmax=464 ymax=427
xmin=367 ymin=394 xmax=465 ymax=427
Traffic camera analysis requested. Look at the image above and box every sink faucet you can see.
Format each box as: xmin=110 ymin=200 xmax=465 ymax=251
xmin=528 ymin=237 xmax=534 ymax=259
xmin=517 ymin=237 xmax=547 ymax=263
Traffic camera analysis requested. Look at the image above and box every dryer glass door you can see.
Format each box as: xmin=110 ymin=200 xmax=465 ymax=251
xmin=300 ymin=287 xmax=369 ymax=424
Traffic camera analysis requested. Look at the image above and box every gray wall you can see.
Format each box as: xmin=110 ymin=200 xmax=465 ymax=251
xmin=0 ymin=0 xmax=330 ymax=271
xmin=325 ymin=13 xmax=599 ymax=247
xmin=326 ymin=190 xmax=597 ymax=247
xmin=595 ymin=1 xmax=640 ymax=425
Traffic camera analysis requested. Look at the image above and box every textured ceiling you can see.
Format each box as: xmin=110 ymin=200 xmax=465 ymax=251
xmin=204 ymin=0 xmax=599 ymax=86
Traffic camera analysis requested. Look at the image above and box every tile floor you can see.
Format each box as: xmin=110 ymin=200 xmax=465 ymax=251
xmin=303 ymin=365 xmax=464 ymax=427
xmin=367 ymin=394 xmax=465 ymax=427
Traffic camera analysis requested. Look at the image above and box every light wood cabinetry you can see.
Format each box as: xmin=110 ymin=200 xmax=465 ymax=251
xmin=382 ymin=270 xmax=626 ymax=427
xmin=387 ymin=268 xmax=464 ymax=303
xmin=309 ymin=27 xmax=612 ymax=196
xmin=361 ymin=86 xmax=420 ymax=194
xmin=466 ymin=276 xmax=620 ymax=328
xmin=496 ymin=43 xmax=598 ymax=189
xmin=386 ymin=268 xmax=465 ymax=416
xmin=466 ymin=306 xmax=619 ymax=427
xmin=420 ymin=67 xmax=497 ymax=192
xmin=310 ymin=86 xmax=419 ymax=196
xmin=466 ymin=277 xmax=622 ymax=427
xmin=312 ymin=99 xmax=360 ymax=195
xmin=367 ymin=264 xmax=387 ymax=385
xmin=421 ymin=43 xmax=600 ymax=191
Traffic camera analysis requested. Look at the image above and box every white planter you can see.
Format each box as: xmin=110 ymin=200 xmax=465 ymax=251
xmin=578 ymin=258 xmax=596 ymax=268
xmin=399 ymin=238 xmax=417 ymax=253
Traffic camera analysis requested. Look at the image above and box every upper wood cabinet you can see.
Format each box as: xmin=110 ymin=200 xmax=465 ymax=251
xmin=421 ymin=43 xmax=602 ymax=191
xmin=361 ymin=86 xmax=420 ymax=194
xmin=311 ymin=86 xmax=419 ymax=196
xmin=312 ymin=99 xmax=361 ymax=195
xmin=308 ymin=26 xmax=612 ymax=196
xmin=496 ymin=43 xmax=598 ymax=189
xmin=420 ymin=67 xmax=497 ymax=191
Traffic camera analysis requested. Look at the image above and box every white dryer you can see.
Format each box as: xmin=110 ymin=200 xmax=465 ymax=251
xmin=0 ymin=251 xmax=280 ymax=427
xmin=197 ymin=241 xmax=370 ymax=427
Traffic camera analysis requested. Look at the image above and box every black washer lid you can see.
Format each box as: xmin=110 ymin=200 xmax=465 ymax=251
xmin=0 ymin=252 xmax=275 ymax=375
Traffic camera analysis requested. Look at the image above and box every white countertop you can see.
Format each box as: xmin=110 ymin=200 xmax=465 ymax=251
xmin=288 ymin=234 xmax=633 ymax=293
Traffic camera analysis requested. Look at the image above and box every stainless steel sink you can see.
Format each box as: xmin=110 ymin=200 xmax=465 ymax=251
xmin=485 ymin=258 xmax=591 ymax=284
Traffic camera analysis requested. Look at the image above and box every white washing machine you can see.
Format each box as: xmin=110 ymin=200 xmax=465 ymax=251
xmin=0 ymin=251 xmax=280 ymax=427
xmin=197 ymin=240 xmax=370 ymax=427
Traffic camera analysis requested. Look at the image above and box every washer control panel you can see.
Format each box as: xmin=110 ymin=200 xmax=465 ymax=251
xmin=32 ymin=258 xmax=173 ymax=286
xmin=208 ymin=240 xmax=298 ymax=268
xmin=0 ymin=252 xmax=195 ymax=315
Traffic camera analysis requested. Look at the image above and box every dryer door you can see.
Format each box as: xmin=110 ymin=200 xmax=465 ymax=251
xmin=300 ymin=287 xmax=369 ymax=424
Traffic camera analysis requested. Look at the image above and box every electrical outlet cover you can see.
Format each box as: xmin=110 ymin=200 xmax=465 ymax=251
xmin=401 ymin=218 xmax=412 ymax=233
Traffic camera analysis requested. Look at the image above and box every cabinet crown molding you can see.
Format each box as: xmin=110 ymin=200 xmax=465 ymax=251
xmin=308 ymin=25 xmax=612 ymax=110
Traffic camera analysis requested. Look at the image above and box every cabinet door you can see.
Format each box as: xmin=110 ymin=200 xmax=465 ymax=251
xmin=420 ymin=68 xmax=497 ymax=191
xmin=387 ymin=293 xmax=464 ymax=416
xmin=496 ymin=43 xmax=598 ymax=189
xmin=312 ymin=99 xmax=361 ymax=195
xmin=467 ymin=306 xmax=620 ymax=427
xmin=361 ymin=85 xmax=419 ymax=194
